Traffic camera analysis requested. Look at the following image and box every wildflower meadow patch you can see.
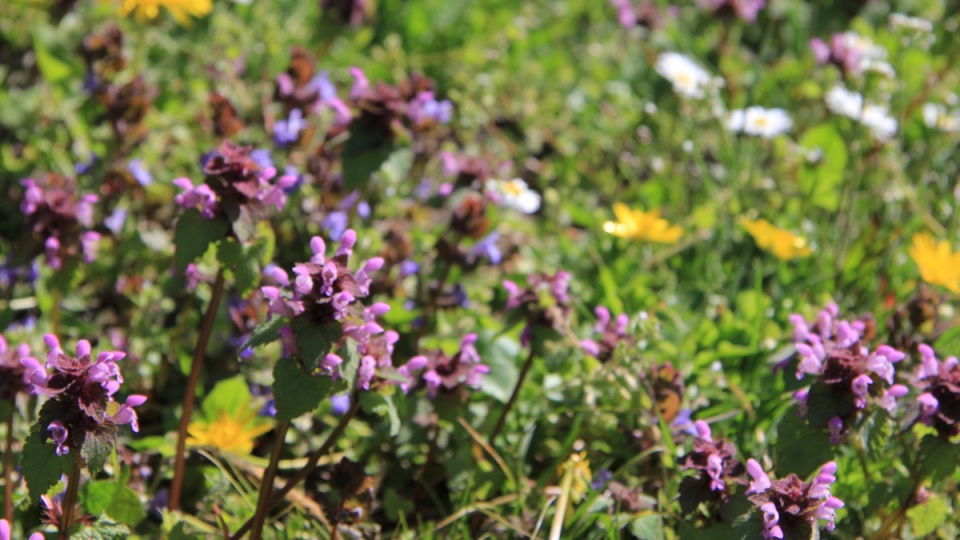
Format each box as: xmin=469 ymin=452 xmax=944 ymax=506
xmin=1 ymin=0 xmax=960 ymax=538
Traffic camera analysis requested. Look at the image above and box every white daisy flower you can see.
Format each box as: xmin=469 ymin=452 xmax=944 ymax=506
xmin=825 ymin=85 xmax=897 ymax=141
xmin=727 ymin=106 xmax=793 ymax=139
xmin=922 ymin=103 xmax=960 ymax=132
xmin=655 ymin=52 xmax=714 ymax=99
xmin=486 ymin=178 xmax=541 ymax=214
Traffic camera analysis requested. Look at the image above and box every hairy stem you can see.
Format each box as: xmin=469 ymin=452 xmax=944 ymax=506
xmin=249 ymin=419 xmax=291 ymax=540
xmin=231 ymin=396 xmax=360 ymax=539
xmin=169 ymin=268 xmax=226 ymax=511
xmin=58 ymin=455 xmax=81 ymax=540
xmin=489 ymin=346 xmax=536 ymax=442
xmin=3 ymin=413 xmax=13 ymax=522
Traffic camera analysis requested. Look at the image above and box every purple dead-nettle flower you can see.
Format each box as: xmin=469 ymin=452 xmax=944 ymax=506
xmin=746 ymin=459 xmax=843 ymax=538
xmin=399 ymin=334 xmax=489 ymax=397
xmin=698 ymin=0 xmax=765 ymax=22
xmin=1 ymin=518 xmax=44 ymax=540
xmin=263 ymin=230 xmax=398 ymax=388
xmin=678 ymin=420 xmax=747 ymax=512
xmin=348 ymin=67 xmax=370 ymax=100
xmin=788 ymin=304 xmax=908 ymax=436
xmin=580 ymin=306 xmax=633 ymax=362
xmin=810 ymin=32 xmax=889 ymax=78
xmin=308 ymin=72 xmax=352 ymax=126
xmin=20 ymin=335 xmax=145 ymax=459
xmin=19 ymin=175 xmax=101 ymax=270
xmin=127 ymin=158 xmax=153 ymax=186
xmin=502 ymin=271 xmax=572 ymax=345
xmin=174 ymin=141 xmax=297 ymax=224
xmin=913 ymin=343 xmax=960 ymax=438
xmin=0 ymin=336 xmax=34 ymax=402
xmin=408 ymin=91 xmax=453 ymax=126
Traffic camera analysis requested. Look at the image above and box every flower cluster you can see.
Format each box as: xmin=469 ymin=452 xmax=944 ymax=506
xmin=746 ymin=460 xmax=844 ymax=538
xmin=502 ymin=271 xmax=572 ymax=345
xmin=174 ymin=140 xmax=297 ymax=225
xmin=789 ymin=304 xmax=908 ymax=443
xmin=824 ymin=85 xmax=897 ymax=141
xmin=20 ymin=174 xmax=101 ymax=271
xmin=678 ymin=421 xmax=746 ymax=512
xmin=263 ymin=230 xmax=399 ymax=389
xmin=913 ymin=344 xmax=960 ymax=438
xmin=580 ymin=306 xmax=633 ymax=362
xmin=19 ymin=335 xmax=145 ymax=458
xmin=398 ymin=334 xmax=489 ymax=397
xmin=810 ymin=32 xmax=892 ymax=77
xmin=0 ymin=336 xmax=33 ymax=403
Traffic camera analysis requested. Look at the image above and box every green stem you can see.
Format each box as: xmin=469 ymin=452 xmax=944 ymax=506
xmin=230 ymin=395 xmax=361 ymax=540
xmin=169 ymin=268 xmax=227 ymax=511
xmin=58 ymin=455 xmax=82 ymax=540
xmin=3 ymin=413 xmax=13 ymax=522
xmin=489 ymin=346 xmax=537 ymax=442
xmin=249 ymin=419 xmax=291 ymax=540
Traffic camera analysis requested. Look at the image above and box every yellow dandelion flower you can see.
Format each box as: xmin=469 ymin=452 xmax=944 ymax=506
xmin=187 ymin=408 xmax=272 ymax=455
xmin=909 ymin=232 xmax=960 ymax=293
xmin=603 ymin=203 xmax=683 ymax=244
xmin=115 ymin=0 xmax=213 ymax=24
xmin=741 ymin=217 xmax=812 ymax=260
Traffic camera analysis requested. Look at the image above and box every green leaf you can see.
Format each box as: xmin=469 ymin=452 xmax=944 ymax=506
xmin=907 ymin=494 xmax=949 ymax=537
xmin=476 ymin=333 xmax=520 ymax=403
xmin=167 ymin=522 xmax=202 ymax=540
xmin=69 ymin=514 xmax=131 ymax=540
xmin=217 ymin=238 xmax=263 ymax=296
xmin=82 ymin=481 xmax=146 ymax=527
xmin=359 ymin=390 xmax=401 ymax=436
xmin=919 ymin=434 xmax=958 ymax=480
xmin=200 ymin=375 xmax=253 ymax=424
xmin=805 ymin=382 xmax=854 ymax=428
xmin=31 ymin=27 xmax=73 ymax=83
xmin=291 ymin=314 xmax=344 ymax=374
xmin=629 ymin=513 xmax=664 ymax=540
xmin=773 ymin=407 xmax=833 ymax=478
xmin=81 ymin=423 xmax=118 ymax=475
xmin=798 ymin=123 xmax=848 ymax=212
xmin=173 ymin=209 xmax=229 ymax=273
xmin=341 ymin=116 xmax=394 ymax=190
xmin=20 ymin=422 xmax=72 ymax=500
xmin=241 ymin=317 xmax=287 ymax=351
xmin=273 ymin=358 xmax=341 ymax=421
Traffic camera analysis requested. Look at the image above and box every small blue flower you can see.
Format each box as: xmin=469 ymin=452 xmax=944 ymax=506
xmin=322 ymin=210 xmax=349 ymax=241
xmin=274 ymin=109 xmax=306 ymax=147
xmin=128 ymin=159 xmax=153 ymax=186
xmin=330 ymin=394 xmax=351 ymax=416
xmin=104 ymin=207 xmax=127 ymax=235
xmin=473 ymin=233 xmax=502 ymax=265
xmin=250 ymin=148 xmax=274 ymax=170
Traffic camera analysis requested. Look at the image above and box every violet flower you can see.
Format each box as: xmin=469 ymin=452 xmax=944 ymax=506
xmin=580 ymin=306 xmax=633 ymax=362
xmin=698 ymin=0 xmax=766 ymax=22
xmin=913 ymin=343 xmax=960 ymax=438
xmin=746 ymin=459 xmax=843 ymax=537
xmin=398 ymin=334 xmax=489 ymax=397
xmin=0 ymin=336 xmax=33 ymax=402
xmin=20 ymin=335 xmax=145 ymax=460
